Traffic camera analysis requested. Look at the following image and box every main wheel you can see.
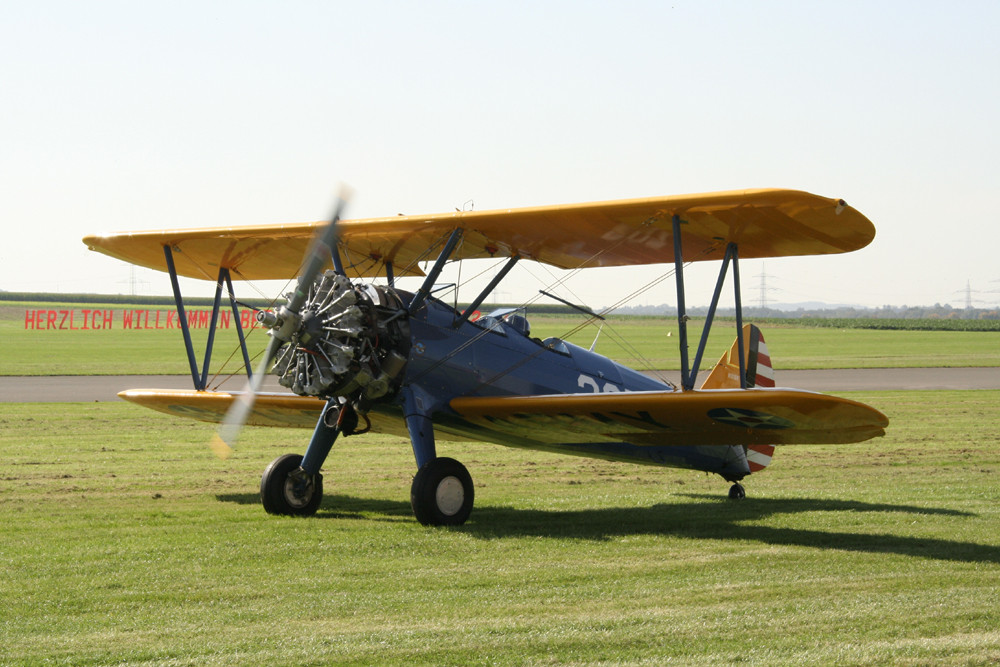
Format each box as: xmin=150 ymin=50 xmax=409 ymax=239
xmin=728 ymin=482 xmax=746 ymax=500
xmin=410 ymin=457 xmax=474 ymax=526
xmin=260 ymin=454 xmax=323 ymax=516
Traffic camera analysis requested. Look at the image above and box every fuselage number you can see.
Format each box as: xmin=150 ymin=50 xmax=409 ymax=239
xmin=577 ymin=374 xmax=621 ymax=393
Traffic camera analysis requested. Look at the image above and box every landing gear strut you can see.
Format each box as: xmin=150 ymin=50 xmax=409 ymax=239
xmin=728 ymin=482 xmax=746 ymax=500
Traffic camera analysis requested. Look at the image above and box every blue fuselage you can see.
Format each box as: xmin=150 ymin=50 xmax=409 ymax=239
xmin=403 ymin=296 xmax=668 ymax=406
xmin=371 ymin=294 xmax=752 ymax=481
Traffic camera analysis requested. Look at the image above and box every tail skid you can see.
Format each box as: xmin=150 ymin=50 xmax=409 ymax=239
xmin=701 ymin=324 xmax=776 ymax=473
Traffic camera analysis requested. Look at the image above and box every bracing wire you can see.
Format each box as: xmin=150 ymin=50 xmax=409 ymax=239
xmin=471 ymin=244 xmax=720 ymax=391
xmin=404 ymin=227 xmax=654 ymax=386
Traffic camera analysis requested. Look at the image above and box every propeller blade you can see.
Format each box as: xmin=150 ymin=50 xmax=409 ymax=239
xmin=209 ymin=186 xmax=352 ymax=458
xmin=211 ymin=334 xmax=283 ymax=458
xmin=287 ymin=186 xmax=351 ymax=313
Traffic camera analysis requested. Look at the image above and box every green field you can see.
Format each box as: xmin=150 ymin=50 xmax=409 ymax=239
xmin=6 ymin=303 xmax=1000 ymax=376
xmin=2 ymin=391 xmax=998 ymax=665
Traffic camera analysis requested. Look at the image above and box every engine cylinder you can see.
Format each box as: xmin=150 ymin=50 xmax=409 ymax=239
xmin=269 ymin=271 xmax=409 ymax=403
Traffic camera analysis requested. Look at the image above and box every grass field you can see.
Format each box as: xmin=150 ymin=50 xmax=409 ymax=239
xmin=3 ymin=391 xmax=998 ymax=665
xmin=6 ymin=303 xmax=1000 ymax=376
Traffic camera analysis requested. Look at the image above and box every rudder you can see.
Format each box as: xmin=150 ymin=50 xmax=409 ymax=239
xmin=700 ymin=324 xmax=773 ymax=390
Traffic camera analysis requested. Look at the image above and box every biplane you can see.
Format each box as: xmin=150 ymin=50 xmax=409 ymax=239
xmin=83 ymin=188 xmax=888 ymax=525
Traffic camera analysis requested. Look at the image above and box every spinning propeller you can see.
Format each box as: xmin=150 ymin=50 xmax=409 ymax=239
xmin=210 ymin=187 xmax=352 ymax=459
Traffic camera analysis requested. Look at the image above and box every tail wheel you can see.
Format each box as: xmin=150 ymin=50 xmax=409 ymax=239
xmin=728 ymin=483 xmax=746 ymax=500
xmin=410 ymin=457 xmax=474 ymax=526
xmin=260 ymin=454 xmax=323 ymax=516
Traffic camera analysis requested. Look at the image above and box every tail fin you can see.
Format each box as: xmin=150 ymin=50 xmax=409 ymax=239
xmin=700 ymin=324 xmax=775 ymax=473
xmin=700 ymin=323 xmax=774 ymax=390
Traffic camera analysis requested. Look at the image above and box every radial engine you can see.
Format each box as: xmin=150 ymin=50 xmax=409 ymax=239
xmin=258 ymin=271 xmax=410 ymax=405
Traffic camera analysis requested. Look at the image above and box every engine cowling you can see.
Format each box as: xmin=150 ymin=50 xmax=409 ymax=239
xmin=264 ymin=271 xmax=409 ymax=404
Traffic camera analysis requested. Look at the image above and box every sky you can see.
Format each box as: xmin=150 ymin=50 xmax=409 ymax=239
xmin=3 ymin=1 xmax=999 ymax=310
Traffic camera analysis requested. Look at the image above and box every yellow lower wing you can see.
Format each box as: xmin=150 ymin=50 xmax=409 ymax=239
xmin=120 ymin=386 xmax=888 ymax=450
xmin=118 ymin=389 xmax=326 ymax=428
xmin=450 ymin=389 xmax=888 ymax=447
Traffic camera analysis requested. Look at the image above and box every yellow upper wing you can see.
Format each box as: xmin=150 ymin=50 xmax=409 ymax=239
xmin=82 ymin=188 xmax=875 ymax=281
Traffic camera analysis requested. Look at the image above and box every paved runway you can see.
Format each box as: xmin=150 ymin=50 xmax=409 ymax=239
xmin=2 ymin=368 xmax=998 ymax=402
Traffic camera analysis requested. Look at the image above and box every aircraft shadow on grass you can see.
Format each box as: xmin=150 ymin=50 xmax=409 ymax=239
xmin=216 ymin=492 xmax=999 ymax=565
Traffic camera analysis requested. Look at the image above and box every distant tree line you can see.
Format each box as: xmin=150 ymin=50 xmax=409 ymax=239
xmin=610 ymin=303 xmax=1000 ymax=322
xmin=746 ymin=317 xmax=1000 ymax=332
xmin=4 ymin=292 xmax=998 ymax=328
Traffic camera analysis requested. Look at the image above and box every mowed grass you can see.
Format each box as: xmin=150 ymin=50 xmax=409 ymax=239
xmin=5 ymin=304 xmax=1000 ymax=375
xmin=2 ymin=391 xmax=998 ymax=665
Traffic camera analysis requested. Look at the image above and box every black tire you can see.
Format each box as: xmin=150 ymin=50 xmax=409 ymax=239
xmin=728 ymin=483 xmax=746 ymax=500
xmin=410 ymin=457 xmax=474 ymax=526
xmin=260 ymin=454 xmax=323 ymax=516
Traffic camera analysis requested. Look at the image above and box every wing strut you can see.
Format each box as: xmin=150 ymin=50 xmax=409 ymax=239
xmin=672 ymin=216 xmax=692 ymax=389
xmin=408 ymin=228 xmax=463 ymax=313
xmin=673 ymin=220 xmax=748 ymax=391
xmin=162 ymin=246 xmax=256 ymax=390
xmin=223 ymin=269 xmax=254 ymax=380
xmin=331 ymin=244 xmax=345 ymax=276
xmin=732 ymin=245 xmax=747 ymax=388
xmin=455 ymin=255 xmax=520 ymax=327
xmin=164 ymin=244 xmax=202 ymax=388
xmin=689 ymin=243 xmax=739 ymax=388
